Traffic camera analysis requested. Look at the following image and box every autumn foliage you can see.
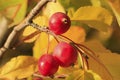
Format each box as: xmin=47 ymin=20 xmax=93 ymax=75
xmin=0 ymin=0 xmax=120 ymax=80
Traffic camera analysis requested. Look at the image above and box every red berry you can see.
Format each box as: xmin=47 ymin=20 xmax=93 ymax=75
xmin=49 ymin=12 xmax=71 ymax=35
xmin=53 ymin=42 xmax=78 ymax=67
xmin=38 ymin=54 xmax=59 ymax=76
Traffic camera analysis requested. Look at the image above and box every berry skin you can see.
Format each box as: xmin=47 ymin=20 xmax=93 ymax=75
xmin=49 ymin=12 xmax=71 ymax=35
xmin=38 ymin=54 xmax=59 ymax=76
xmin=53 ymin=42 xmax=78 ymax=67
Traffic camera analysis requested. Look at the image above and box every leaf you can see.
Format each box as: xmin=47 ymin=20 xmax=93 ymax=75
xmin=90 ymin=0 xmax=101 ymax=7
xmin=58 ymin=0 xmax=91 ymax=11
xmin=57 ymin=66 xmax=78 ymax=75
xmin=85 ymin=70 xmax=102 ymax=80
xmin=0 ymin=56 xmax=37 ymax=80
xmin=99 ymin=52 xmax=120 ymax=80
xmin=72 ymin=6 xmax=113 ymax=31
xmin=67 ymin=7 xmax=75 ymax=19
xmin=63 ymin=26 xmax=86 ymax=43
xmin=19 ymin=26 xmax=39 ymax=43
xmin=0 ymin=49 xmax=30 ymax=67
xmin=66 ymin=70 xmax=102 ymax=80
xmin=108 ymin=0 xmax=120 ymax=26
xmin=82 ymin=40 xmax=120 ymax=80
xmin=19 ymin=15 xmax=48 ymax=43
xmin=33 ymin=26 xmax=86 ymax=59
xmin=65 ymin=70 xmax=84 ymax=80
xmin=33 ymin=15 xmax=49 ymax=27
xmin=33 ymin=32 xmax=56 ymax=59
xmin=42 ymin=1 xmax=65 ymax=18
xmin=0 ymin=0 xmax=27 ymax=26
xmin=83 ymin=45 xmax=113 ymax=80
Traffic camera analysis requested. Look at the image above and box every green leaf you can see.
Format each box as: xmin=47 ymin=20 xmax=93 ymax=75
xmin=84 ymin=70 xmax=102 ymax=80
xmin=66 ymin=70 xmax=84 ymax=80
xmin=0 ymin=0 xmax=27 ymax=27
xmin=0 ymin=56 xmax=37 ymax=80
xmin=90 ymin=0 xmax=101 ymax=7
xmin=58 ymin=0 xmax=91 ymax=11
xmin=72 ymin=6 xmax=113 ymax=31
xmin=67 ymin=7 xmax=75 ymax=19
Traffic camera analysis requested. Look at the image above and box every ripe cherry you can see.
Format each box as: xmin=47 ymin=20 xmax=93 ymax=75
xmin=38 ymin=54 xmax=59 ymax=76
xmin=53 ymin=42 xmax=78 ymax=67
xmin=49 ymin=12 xmax=71 ymax=35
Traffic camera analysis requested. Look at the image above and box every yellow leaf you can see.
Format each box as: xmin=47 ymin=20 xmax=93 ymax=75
xmin=33 ymin=26 xmax=86 ymax=58
xmin=99 ymin=52 xmax=120 ymax=80
xmin=19 ymin=15 xmax=48 ymax=43
xmin=33 ymin=15 xmax=49 ymax=27
xmin=66 ymin=70 xmax=84 ymax=80
xmin=63 ymin=26 xmax=86 ymax=43
xmin=84 ymin=70 xmax=102 ymax=80
xmin=108 ymin=0 xmax=120 ymax=26
xmin=57 ymin=66 xmax=78 ymax=75
xmin=0 ymin=56 xmax=37 ymax=80
xmin=67 ymin=7 xmax=75 ymax=19
xmin=72 ymin=6 xmax=113 ymax=31
xmin=42 ymin=1 xmax=65 ymax=18
xmin=19 ymin=26 xmax=38 ymax=43
xmin=66 ymin=70 xmax=102 ymax=80
xmin=0 ymin=49 xmax=29 ymax=67
xmin=84 ymin=40 xmax=120 ymax=80
xmin=33 ymin=32 xmax=57 ymax=58
xmin=90 ymin=0 xmax=101 ymax=7
xmin=82 ymin=40 xmax=114 ymax=80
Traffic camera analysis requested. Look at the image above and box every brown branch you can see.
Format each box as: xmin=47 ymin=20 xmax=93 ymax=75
xmin=0 ymin=0 xmax=56 ymax=58
xmin=29 ymin=23 xmax=60 ymax=41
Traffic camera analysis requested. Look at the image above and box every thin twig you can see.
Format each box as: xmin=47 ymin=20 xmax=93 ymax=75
xmin=29 ymin=22 xmax=60 ymax=41
xmin=0 ymin=0 xmax=55 ymax=58
xmin=46 ymin=33 xmax=50 ymax=54
xmin=75 ymin=46 xmax=89 ymax=70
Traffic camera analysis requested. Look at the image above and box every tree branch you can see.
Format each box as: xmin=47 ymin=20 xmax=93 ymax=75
xmin=0 ymin=0 xmax=56 ymax=58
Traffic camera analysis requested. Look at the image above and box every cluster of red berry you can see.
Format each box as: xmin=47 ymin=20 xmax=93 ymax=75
xmin=38 ymin=12 xmax=78 ymax=76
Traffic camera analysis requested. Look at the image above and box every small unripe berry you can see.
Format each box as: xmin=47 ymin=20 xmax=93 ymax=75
xmin=38 ymin=54 xmax=59 ymax=76
xmin=53 ymin=42 xmax=78 ymax=67
xmin=49 ymin=12 xmax=71 ymax=35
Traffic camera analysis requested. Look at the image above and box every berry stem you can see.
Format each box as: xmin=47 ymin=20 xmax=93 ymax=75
xmin=60 ymin=35 xmax=97 ymax=57
xmin=75 ymin=43 xmax=97 ymax=57
xmin=46 ymin=33 xmax=50 ymax=54
xmin=75 ymin=46 xmax=89 ymax=70
xmin=83 ymin=56 xmax=89 ymax=70
xmin=59 ymin=34 xmax=75 ymax=43
xmin=53 ymin=36 xmax=59 ymax=43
